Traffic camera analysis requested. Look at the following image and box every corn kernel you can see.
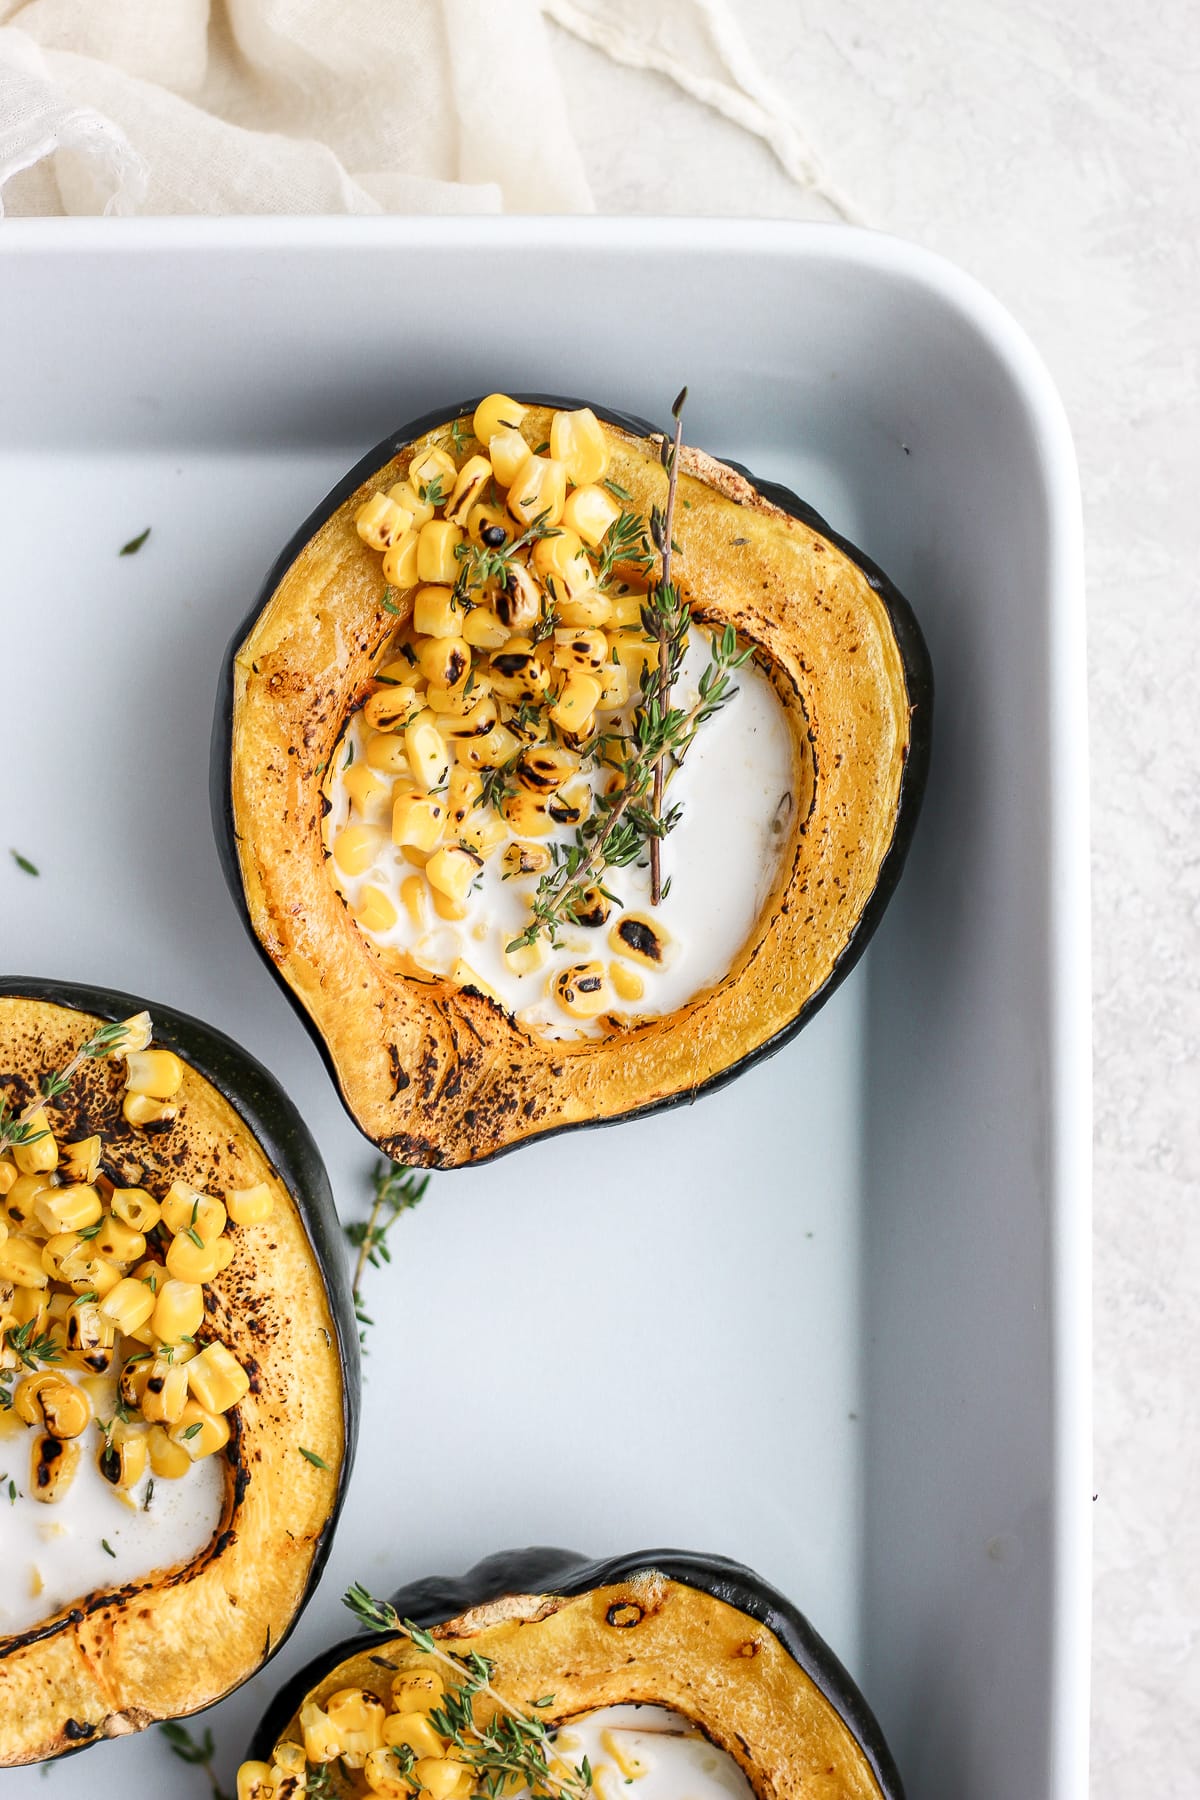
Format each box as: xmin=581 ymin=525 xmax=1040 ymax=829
xmin=549 ymin=671 xmax=602 ymax=734
xmin=12 ymin=1111 xmax=57 ymax=1176
xmin=147 ymin=1423 xmax=192 ymax=1479
xmin=237 ymin=1762 xmax=274 ymax=1800
xmin=153 ymin=1277 xmax=205 ymax=1343
xmin=363 ymin=1748 xmax=411 ymax=1797
xmin=607 ymin=587 xmax=648 ymax=628
xmin=0 ymin=1159 xmax=16 ymax=1197
xmin=409 ymin=446 xmax=458 ymax=503
xmin=14 ymin=1371 xmax=74 ymax=1429
xmin=60 ymin=1136 xmax=101 ymax=1184
xmin=345 ymin=762 xmax=391 ymax=814
xmin=162 ymin=1183 xmax=226 ymax=1241
xmin=58 ymin=1246 xmax=121 ymax=1298
xmin=165 ymin=1231 xmax=224 ymax=1285
xmin=111 ymin=1187 xmax=161 ymax=1232
xmin=187 ymin=1340 xmax=251 ymax=1414
xmin=414 ymin=1759 xmax=468 ymax=1800
xmin=551 ymin=961 xmax=612 ymax=1019
xmin=356 ymin=884 xmax=399 ymax=934
xmin=563 ymin=482 xmax=623 ymax=548
xmin=169 ymin=1400 xmax=230 ymax=1461
xmin=426 ymin=845 xmax=483 ymax=905
xmin=416 ymin=519 xmax=463 ymax=585
xmin=32 ymin=1431 xmax=79 ymax=1502
xmin=463 ymin=606 xmax=510 ymax=650
xmin=446 ymin=765 xmax=483 ymax=827
xmin=364 ymin=685 xmax=420 ymax=732
xmin=500 ymin=789 xmax=552 ymax=836
xmin=467 ymin=501 xmax=512 ymax=548
xmin=99 ymin=1276 xmax=156 ymax=1335
xmin=501 ymin=841 xmax=552 ymax=878
xmin=551 ymin=406 xmax=610 ymax=486
xmin=98 ymin=1420 xmax=147 ymax=1489
xmin=459 ymin=813 xmax=508 ymax=859
xmin=33 ymin=1184 xmax=101 ymax=1237
xmin=411 ymin=585 xmax=459 ymax=639
xmin=325 ymin=1688 xmax=387 ymax=1768
xmin=400 ymin=874 xmax=429 ymax=929
xmin=610 ymin=962 xmax=645 ymax=1002
xmin=65 ymin=1300 xmax=115 ymax=1373
xmin=382 ymin=530 xmax=421 ymax=588
xmin=507 ymin=454 xmax=567 ymax=528
xmin=392 ymin=792 xmax=445 ymax=853
xmin=416 ymin=635 xmax=471 ymax=690
xmin=553 ymin=627 xmax=608 ymax=673
xmin=389 ymin=479 xmax=435 ymax=529
xmin=0 ymin=1234 xmax=50 ymax=1288
xmin=227 ymin=1183 xmax=274 ymax=1228
xmin=596 ymin=660 xmax=630 ymax=711
xmin=504 ymin=938 xmax=546 ymax=976
xmin=365 ymin=731 xmax=413 ymax=776
xmin=610 ymin=629 xmax=658 ymax=684
xmin=488 ymin=427 xmax=531 ymax=488
xmin=300 ymin=1700 xmax=343 ymax=1765
xmin=122 ymin=1092 xmax=176 ymax=1127
xmin=446 ymin=454 xmax=492 ymax=525
xmin=390 ymin=1669 xmax=445 ymax=1714
xmin=383 ymin=1712 xmax=444 ymax=1760
xmin=333 ymin=823 xmax=385 ymax=878
xmin=124 ymin=1048 xmax=184 ymax=1100
xmin=356 ymin=491 xmax=413 ymax=551
xmin=405 ymin=711 xmax=452 ymax=791
xmin=141 ymin=1357 xmax=190 ymax=1425
xmin=474 ymin=393 xmax=527 ymax=443
xmin=609 ymin=913 xmax=671 ymax=967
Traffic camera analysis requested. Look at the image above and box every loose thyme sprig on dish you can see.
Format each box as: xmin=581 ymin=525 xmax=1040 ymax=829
xmin=345 ymin=1161 xmax=430 ymax=1347
xmin=0 ymin=1013 xmax=152 ymax=1154
xmin=158 ymin=1721 xmax=233 ymax=1800
xmin=343 ymin=1585 xmax=593 ymax=1800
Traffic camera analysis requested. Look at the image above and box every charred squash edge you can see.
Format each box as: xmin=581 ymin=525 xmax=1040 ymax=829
xmin=246 ymin=1545 xmax=905 ymax=1799
xmin=211 ymin=395 xmax=932 ymax=1166
xmin=0 ymin=975 xmax=360 ymax=1757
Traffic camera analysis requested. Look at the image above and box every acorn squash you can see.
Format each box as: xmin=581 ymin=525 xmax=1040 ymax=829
xmin=214 ymin=396 xmax=931 ymax=1168
xmin=0 ymin=978 xmax=359 ymax=1766
xmin=244 ymin=1546 xmax=905 ymax=1799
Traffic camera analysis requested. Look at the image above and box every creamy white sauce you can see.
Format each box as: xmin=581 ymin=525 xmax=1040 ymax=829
xmin=0 ymin=1380 xmax=224 ymax=1637
xmin=326 ymin=628 xmax=795 ymax=1040
xmin=545 ymin=1705 xmax=753 ymax=1800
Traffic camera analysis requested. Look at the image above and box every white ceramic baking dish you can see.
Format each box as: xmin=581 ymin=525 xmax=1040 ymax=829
xmin=0 ymin=217 xmax=1089 ymax=1799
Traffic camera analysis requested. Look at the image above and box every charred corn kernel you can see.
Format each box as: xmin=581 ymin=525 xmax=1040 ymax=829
xmin=500 ymin=789 xmax=552 ymax=836
xmin=450 ymin=959 xmax=501 ymax=1003
xmin=548 ymin=779 xmax=590 ymax=826
xmin=7 ymin=1286 xmax=47 ymax=1332
xmin=34 ymin=1184 xmax=101 ymax=1237
xmin=414 ymin=1760 xmax=468 ymax=1800
xmin=65 ymin=1301 xmax=115 ymax=1372
xmin=14 ymin=1371 xmax=64 ymax=1426
xmin=124 ymin=1048 xmax=184 ymax=1100
xmin=345 ymin=762 xmax=391 ymax=813
xmin=364 ymin=686 xmax=420 ymax=732
xmin=432 ymin=694 xmax=499 ymax=742
xmin=170 ymin=1399 xmax=230 ymax=1461
xmin=563 ymin=482 xmax=623 ymax=547
xmin=107 ymin=1011 xmax=153 ymax=1055
xmin=227 ymin=1183 xmax=274 ymax=1229
xmin=610 ymin=962 xmax=645 ymax=1003
xmin=356 ymin=884 xmax=399 ymax=934
xmin=382 ymin=530 xmax=421 ymax=588
xmin=141 ymin=1357 xmax=190 ymax=1425
xmin=504 ymin=938 xmax=547 ymax=976
xmin=389 ymin=479 xmax=435 ymax=530
xmin=553 ymin=627 xmax=608 ymax=672
xmin=40 ymin=1231 xmax=81 ymax=1280
xmin=152 ymin=1277 xmax=205 ymax=1343
xmin=390 ymin=1668 xmax=445 ymax=1713
xmin=571 ymin=885 xmax=612 ymax=929
xmin=188 ymin=1341 xmax=250 ymax=1413
xmin=145 ymin=1423 xmax=191 ymax=1480
xmin=111 ymin=1187 xmax=161 ymax=1232
xmin=165 ymin=1231 xmax=224 ymax=1285
xmin=98 ymin=1421 xmax=147 ymax=1488
xmin=365 ymin=730 xmax=413 ymax=776
xmin=325 ymin=1688 xmax=387 ymax=1767
xmin=400 ymin=874 xmax=429 ymax=928
xmin=333 ymin=823 xmax=385 ymax=877
xmin=551 ymin=961 xmax=611 ymax=1019
xmin=32 ymin=1431 xmax=79 ymax=1501
xmin=516 ymin=745 xmax=579 ymax=794
xmin=495 ymin=558 xmax=544 ymax=632
xmin=474 ymin=392 xmax=527 ymax=443
xmin=122 ymin=1092 xmax=176 ymax=1127
xmin=356 ymin=490 xmax=413 ymax=551
xmin=413 ymin=584 xmax=462 ymax=639
xmin=25 ymin=1374 xmax=90 ymax=1439
xmin=610 ymin=913 xmax=671 ymax=967
xmin=58 ymin=1246 xmax=121 ymax=1297
xmin=417 ymin=637 xmax=472 ymax=692
xmin=410 ymin=445 xmax=458 ymax=499
xmin=300 ymin=1700 xmax=342 ymax=1765
xmin=606 ymin=586 xmax=648 ymax=628
xmin=426 ymin=845 xmax=483 ymax=905
xmin=556 ymin=590 xmax=614 ymax=629
xmin=426 ymin=887 xmax=466 ymax=924
xmin=463 ymin=605 xmax=510 ymax=650
xmin=383 ymin=1713 xmax=444 ymax=1760
xmin=91 ymin=1213 xmax=146 ymax=1267
xmin=459 ymin=813 xmax=509 ymax=859
xmin=417 ymin=519 xmax=463 ymax=585
xmin=610 ymin=629 xmax=658 ymax=683
xmin=392 ymin=792 xmax=445 ymax=852
xmin=467 ymin=500 xmax=511 ymax=548
xmin=596 ymin=659 xmax=630 ymax=711
xmin=507 ymin=453 xmax=567 ymax=528
xmin=60 ymin=1136 xmax=101 ymax=1184
xmin=5 ymin=1171 xmax=54 ymax=1228
xmin=446 ymin=453 xmax=492 ymax=524
xmin=0 ymin=1234 xmax=50 ymax=1288
xmin=405 ymin=710 xmax=452 ymax=790
xmin=99 ymin=1276 xmax=156 ymax=1334
xmin=13 ymin=1111 xmax=57 ymax=1176
xmin=487 ymin=426 xmax=531 ymax=489
xmin=550 ymin=406 xmax=609 ymax=486
xmin=447 ymin=765 xmax=483 ymax=827
xmin=363 ymin=1748 xmax=412 ymax=1797
xmin=501 ymin=841 xmax=551 ymax=878
xmin=0 ymin=1159 xmax=16 ymax=1196
xmin=489 ymin=644 xmax=550 ymax=703
xmin=0 ymin=1213 xmax=8 ymax=1246
xmin=162 ymin=1183 xmax=227 ymax=1241
xmin=549 ymin=671 xmax=602 ymax=734
xmin=237 ymin=1762 xmax=274 ymax=1800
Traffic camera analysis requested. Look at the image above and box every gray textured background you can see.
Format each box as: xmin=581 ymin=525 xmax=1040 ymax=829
xmin=546 ymin=4 xmax=1197 ymax=1793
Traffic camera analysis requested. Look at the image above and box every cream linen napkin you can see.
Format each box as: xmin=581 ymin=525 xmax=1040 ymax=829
xmin=0 ymin=0 xmax=847 ymax=217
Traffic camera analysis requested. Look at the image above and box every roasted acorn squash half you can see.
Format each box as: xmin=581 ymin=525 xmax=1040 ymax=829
xmin=214 ymin=397 xmax=930 ymax=1168
xmin=0 ymin=978 xmax=359 ymax=1766
xmin=244 ymin=1546 xmax=904 ymax=1799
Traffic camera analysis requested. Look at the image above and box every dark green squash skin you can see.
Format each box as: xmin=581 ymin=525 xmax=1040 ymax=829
xmin=212 ymin=396 xmax=932 ymax=1167
xmin=247 ymin=1546 xmax=905 ymax=1799
xmin=0 ymin=975 xmax=360 ymax=1742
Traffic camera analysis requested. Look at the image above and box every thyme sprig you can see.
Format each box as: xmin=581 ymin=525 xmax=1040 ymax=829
xmin=0 ymin=1012 xmax=150 ymax=1154
xmin=648 ymin=387 xmax=688 ymax=905
xmin=345 ymin=1161 xmax=430 ymax=1346
xmin=452 ymin=510 xmax=561 ymax=605
xmin=158 ymin=1721 xmax=233 ymax=1800
xmin=343 ymin=1585 xmax=593 ymax=1800
xmin=593 ymin=510 xmax=653 ymax=590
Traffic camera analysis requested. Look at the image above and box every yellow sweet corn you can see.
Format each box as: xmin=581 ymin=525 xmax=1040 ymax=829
xmin=563 ymin=482 xmax=623 ymax=547
xmin=550 ymin=406 xmax=609 ymax=486
xmin=187 ymin=1340 xmax=250 ymax=1414
xmin=334 ymin=823 xmax=385 ymax=877
xmin=124 ymin=1048 xmax=184 ymax=1100
xmin=507 ymin=454 xmax=567 ymax=528
xmin=473 ymin=393 xmax=526 ymax=443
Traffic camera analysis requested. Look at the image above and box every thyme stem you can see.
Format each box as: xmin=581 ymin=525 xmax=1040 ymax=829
xmin=649 ymin=389 xmax=687 ymax=906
